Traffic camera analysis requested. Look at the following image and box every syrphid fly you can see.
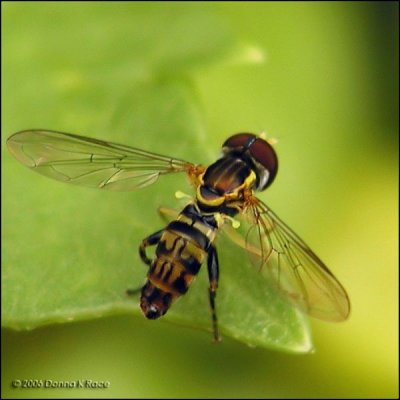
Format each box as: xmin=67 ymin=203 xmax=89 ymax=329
xmin=7 ymin=130 xmax=350 ymax=341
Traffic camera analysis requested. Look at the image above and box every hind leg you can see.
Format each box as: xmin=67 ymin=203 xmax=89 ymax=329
xmin=207 ymin=244 xmax=221 ymax=342
xmin=126 ymin=229 xmax=164 ymax=296
xmin=139 ymin=229 xmax=164 ymax=266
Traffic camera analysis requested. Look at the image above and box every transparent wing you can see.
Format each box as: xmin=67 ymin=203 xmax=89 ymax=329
xmin=7 ymin=130 xmax=198 ymax=191
xmin=225 ymin=197 xmax=350 ymax=321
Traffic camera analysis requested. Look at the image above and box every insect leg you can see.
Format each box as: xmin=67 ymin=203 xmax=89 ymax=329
xmin=207 ymin=245 xmax=221 ymax=342
xmin=157 ymin=206 xmax=180 ymax=224
xmin=139 ymin=229 xmax=164 ymax=266
xmin=126 ymin=229 xmax=164 ymax=297
xmin=126 ymin=287 xmax=142 ymax=296
xmin=222 ymin=224 xmax=262 ymax=258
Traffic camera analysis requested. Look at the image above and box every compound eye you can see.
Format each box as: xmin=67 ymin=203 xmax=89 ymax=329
xmin=222 ymin=133 xmax=256 ymax=152
xmin=222 ymin=133 xmax=278 ymax=191
xmin=248 ymin=138 xmax=278 ymax=190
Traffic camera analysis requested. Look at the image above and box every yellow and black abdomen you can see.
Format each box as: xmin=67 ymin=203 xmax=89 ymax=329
xmin=140 ymin=205 xmax=218 ymax=319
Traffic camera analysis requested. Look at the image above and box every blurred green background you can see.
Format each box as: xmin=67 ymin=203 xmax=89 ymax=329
xmin=2 ymin=2 xmax=398 ymax=398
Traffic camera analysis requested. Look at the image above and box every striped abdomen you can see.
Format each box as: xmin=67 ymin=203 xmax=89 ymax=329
xmin=140 ymin=204 xmax=218 ymax=319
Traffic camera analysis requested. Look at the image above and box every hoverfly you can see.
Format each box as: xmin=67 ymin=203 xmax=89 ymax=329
xmin=7 ymin=130 xmax=350 ymax=341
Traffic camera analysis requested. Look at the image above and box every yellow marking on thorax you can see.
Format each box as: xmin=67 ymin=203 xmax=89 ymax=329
xmin=196 ymin=169 xmax=257 ymax=206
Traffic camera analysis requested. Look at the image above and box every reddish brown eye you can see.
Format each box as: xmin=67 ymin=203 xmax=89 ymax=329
xmin=222 ymin=133 xmax=256 ymax=151
xmin=248 ymin=138 xmax=278 ymax=189
xmin=221 ymin=133 xmax=278 ymax=191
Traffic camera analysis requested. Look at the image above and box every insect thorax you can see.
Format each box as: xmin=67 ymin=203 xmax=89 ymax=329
xmin=196 ymin=156 xmax=257 ymax=216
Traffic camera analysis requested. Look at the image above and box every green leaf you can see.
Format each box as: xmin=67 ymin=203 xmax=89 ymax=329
xmin=2 ymin=3 xmax=312 ymax=353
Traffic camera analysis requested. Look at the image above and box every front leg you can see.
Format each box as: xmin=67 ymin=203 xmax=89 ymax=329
xmin=126 ymin=229 xmax=163 ymax=296
xmin=207 ymin=244 xmax=221 ymax=342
